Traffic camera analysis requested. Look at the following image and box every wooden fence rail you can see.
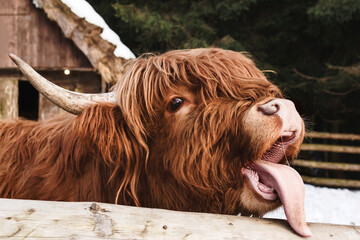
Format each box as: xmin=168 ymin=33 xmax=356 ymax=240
xmin=296 ymin=131 xmax=360 ymax=188
xmin=293 ymin=160 xmax=360 ymax=172
xmin=301 ymin=144 xmax=360 ymax=154
xmin=0 ymin=198 xmax=358 ymax=239
xmin=301 ymin=176 xmax=360 ymax=189
xmin=306 ymin=132 xmax=360 ymax=141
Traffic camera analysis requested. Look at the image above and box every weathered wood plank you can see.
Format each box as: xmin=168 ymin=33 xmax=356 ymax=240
xmin=301 ymin=176 xmax=360 ymax=188
xmin=0 ymin=0 xmax=30 ymax=15
xmin=301 ymin=143 xmax=360 ymax=154
xmin=293 ymin=160 xmax=360 ymax=172
xmin=0 ymin=77 xmax=18 ymax=119
xmin=0 ymin=198 xmax=358 ymax=239
xmin=0 ymin=0 xmax=92 ymax=69
xmin=306 ymin=131 xmax=360 ymax=141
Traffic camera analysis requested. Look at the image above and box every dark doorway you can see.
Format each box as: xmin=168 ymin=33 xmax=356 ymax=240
xmin=18 ymin=80 xmax=39 ymax=120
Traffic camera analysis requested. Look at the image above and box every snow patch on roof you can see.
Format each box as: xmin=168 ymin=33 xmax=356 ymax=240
xmin=32 ymin=0 xmax=40 ymax=8
xmin=60 ymin=0 xmax=135 ymax=59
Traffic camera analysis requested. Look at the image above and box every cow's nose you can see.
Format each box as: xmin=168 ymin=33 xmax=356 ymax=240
xmin=258 ymin=99 xmax=281 ymax=115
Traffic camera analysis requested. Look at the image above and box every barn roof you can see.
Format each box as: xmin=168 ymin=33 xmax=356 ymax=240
xmin=50 ymin=0 xmax=135 ymax=60
xmin=0 ymin=0 xmax=134 ymax=84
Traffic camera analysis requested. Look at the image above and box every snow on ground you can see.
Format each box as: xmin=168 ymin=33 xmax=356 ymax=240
xmin=264 ymin=184 xmax=360 ymax=226
xmin=53 ymin=0 xmax=136 ymax=59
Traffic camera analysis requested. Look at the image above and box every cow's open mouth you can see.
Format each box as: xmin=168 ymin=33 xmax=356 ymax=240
xmin=242 ymin=131 xmax=297 ymax=200
xmin=242 ymin=131 xmax=312 ymax=237
xmin=243 ymin=132 xmax=298 ymax=200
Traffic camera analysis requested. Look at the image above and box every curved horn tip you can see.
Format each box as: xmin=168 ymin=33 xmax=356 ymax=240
xmin=9 ymin=53 xmax=16 ymax=60
xmin=9 ymin=53 xmax=21 ymax=64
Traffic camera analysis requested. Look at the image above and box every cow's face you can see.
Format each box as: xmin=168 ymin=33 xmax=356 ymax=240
xmin=132 ymin=49 xmax=308 ymax=236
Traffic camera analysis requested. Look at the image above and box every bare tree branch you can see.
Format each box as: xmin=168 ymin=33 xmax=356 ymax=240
xmin=328 ymin=64 xmax=360 ymax=77
xmin=322 ymin=87 xmax=360 ymax=96
xmin=293 ymin=68 xmax=333 ymax=83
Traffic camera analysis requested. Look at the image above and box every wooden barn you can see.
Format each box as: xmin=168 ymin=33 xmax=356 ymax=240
xmin=0 ymin=0 xmax=133 ymax=120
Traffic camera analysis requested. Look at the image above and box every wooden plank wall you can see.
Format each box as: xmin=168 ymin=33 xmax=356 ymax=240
xmin=0 ymin=0 xmax=105 ymax=120
xmin=0 ymin=0 xmax=92 ymax=69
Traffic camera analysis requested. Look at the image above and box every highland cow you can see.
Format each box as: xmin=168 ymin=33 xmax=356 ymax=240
xmin=1 ymin=48 xmax=311 ymax=236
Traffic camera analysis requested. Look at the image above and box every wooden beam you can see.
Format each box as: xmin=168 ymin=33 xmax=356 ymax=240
xmin=1 ymin=67 xmax=96 ymax=72
xmin=0 ymin=198 xmax=358 ymax=239
xmin=293 ymin=160 xmax=360 ymax=172
xmin=301 ymin=143 xmax=360 ymax=154
xmin=301 ymin=176 xmax=360 ymax=188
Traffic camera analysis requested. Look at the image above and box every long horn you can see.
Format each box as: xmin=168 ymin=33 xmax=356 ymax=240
xmin=9 ymin=54 xmax=116 ymax=115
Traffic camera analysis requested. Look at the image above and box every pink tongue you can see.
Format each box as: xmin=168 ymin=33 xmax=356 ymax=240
xmin=252 ymin=160 xmax=312 ymax=237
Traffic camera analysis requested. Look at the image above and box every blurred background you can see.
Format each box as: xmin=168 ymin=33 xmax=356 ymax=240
xmin=87 ymin=0 xmax=360 ymax=135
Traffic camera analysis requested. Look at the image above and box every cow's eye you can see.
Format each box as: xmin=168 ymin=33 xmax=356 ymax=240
xmin=168 ymin=97 xmax=184 ymax=112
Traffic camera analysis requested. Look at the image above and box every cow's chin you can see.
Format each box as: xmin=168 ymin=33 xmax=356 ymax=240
xmin=240 ymin=179 xmax=282 ymax=217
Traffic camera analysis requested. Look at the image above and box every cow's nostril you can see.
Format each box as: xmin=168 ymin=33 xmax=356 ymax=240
xmin=258 ymin=102 xmax=280 ymax=116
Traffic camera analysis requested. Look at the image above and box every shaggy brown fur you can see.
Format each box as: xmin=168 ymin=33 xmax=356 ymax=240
xmin=0 ymin=48 xmax=302 ymax=216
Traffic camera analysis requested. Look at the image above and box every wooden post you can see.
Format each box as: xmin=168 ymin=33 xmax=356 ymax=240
xmin=0 ymin=77 xmax=18 ymax=119
xmin=0 ymin=198 xmax=358 ymax=239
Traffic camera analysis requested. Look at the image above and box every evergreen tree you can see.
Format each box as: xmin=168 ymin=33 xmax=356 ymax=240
xmin=87 ymin=0 xmax=360 ymax=134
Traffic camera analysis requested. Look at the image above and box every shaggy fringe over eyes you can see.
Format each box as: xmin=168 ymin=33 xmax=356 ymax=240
xmin=115 ymin=48 xmax=281 ymax=133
